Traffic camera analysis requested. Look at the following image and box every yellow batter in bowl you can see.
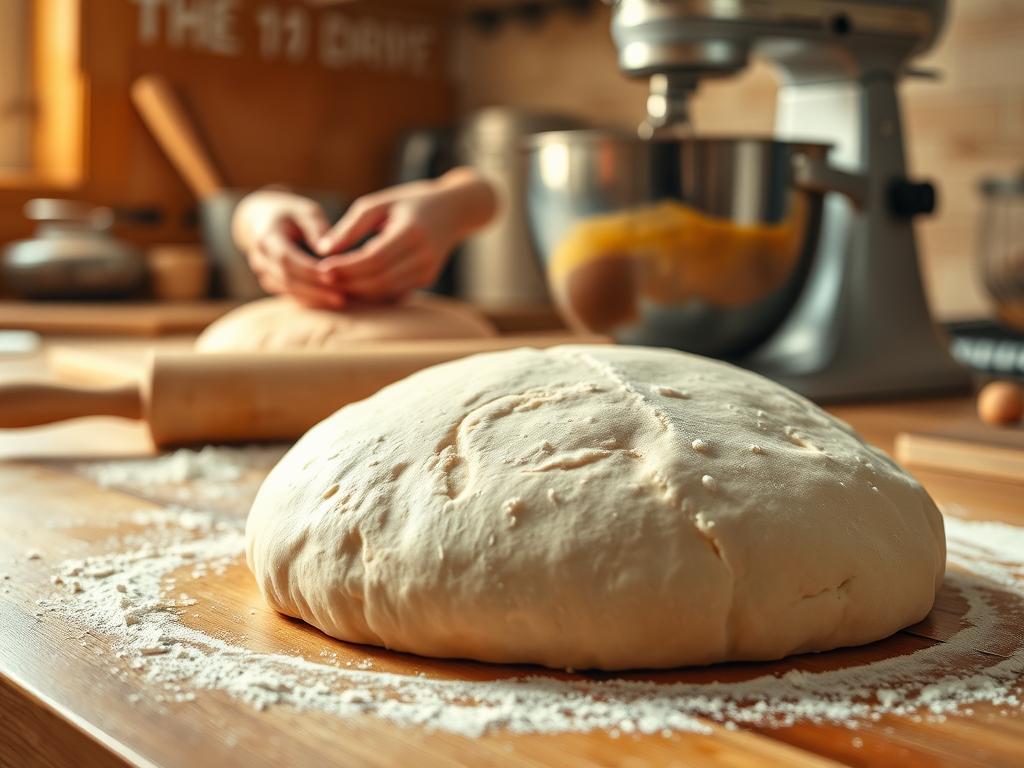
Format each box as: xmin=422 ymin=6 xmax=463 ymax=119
xmin=548 ymin=197 xmax=810 ymax=333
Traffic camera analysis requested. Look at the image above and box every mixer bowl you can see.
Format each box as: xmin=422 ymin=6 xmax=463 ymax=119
xmin=525 ymin=131 xmax=829 ymax=358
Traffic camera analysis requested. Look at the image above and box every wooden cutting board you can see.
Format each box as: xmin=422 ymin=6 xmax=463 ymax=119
xmin=1 ymin=460 xmax=1022 ymax=768
xmin=895 ymin=420 xmax=1024 ymax=484
xmin=0 ymin=301 xmax=240 ymax=337
xmin=0 ymin=302 xmax=566 ymax=339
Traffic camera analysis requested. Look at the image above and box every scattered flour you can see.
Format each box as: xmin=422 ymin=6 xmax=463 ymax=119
xmin=36 ymin=449 xmax=1024 ymax=739
xmin=76 ymin=446 xmax=284 ymax=504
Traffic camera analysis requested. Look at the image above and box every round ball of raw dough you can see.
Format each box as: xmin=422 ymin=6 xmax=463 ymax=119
xmin=247 ymin=345 xmax=945 ymax=670
xmin=196 ymin=294 xmax=496 ymax=352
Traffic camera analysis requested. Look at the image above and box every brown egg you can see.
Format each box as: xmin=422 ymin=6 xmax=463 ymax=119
xmin=977 ymin=380 xmax=1024 ymax=426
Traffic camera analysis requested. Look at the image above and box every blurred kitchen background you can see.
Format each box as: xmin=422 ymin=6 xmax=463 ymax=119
xmin=0 ymin=0 xmax=1022 ymax=376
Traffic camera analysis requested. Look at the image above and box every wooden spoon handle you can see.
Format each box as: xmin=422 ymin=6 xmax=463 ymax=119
xmin=130 ymin=74 xmax=226 ymax=200
xmin=0 ymin=383 xmax=143 ymax=428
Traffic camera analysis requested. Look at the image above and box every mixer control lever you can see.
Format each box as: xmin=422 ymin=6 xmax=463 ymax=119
xmin=889 ymin=180 xmax=937 ymax=218
xmin=792 ymin=154 xmax=867 ymax=208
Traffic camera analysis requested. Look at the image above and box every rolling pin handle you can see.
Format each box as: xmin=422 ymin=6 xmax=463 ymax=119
xmin=0 ymin=383 xmax=143 ymax=429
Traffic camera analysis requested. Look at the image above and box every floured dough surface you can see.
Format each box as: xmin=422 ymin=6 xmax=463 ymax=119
xmin=196 ymin=294 xmax=496 ymax=352
xmin=246 ymin=345 xmax=946 ymax=670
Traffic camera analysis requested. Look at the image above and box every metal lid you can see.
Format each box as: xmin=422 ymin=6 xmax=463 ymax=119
xmin=24 ymin=199 xmax=115 ymax=230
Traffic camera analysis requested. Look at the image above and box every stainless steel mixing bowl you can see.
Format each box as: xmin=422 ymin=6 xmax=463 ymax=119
xmin=525 ymin=131 xmax=829 ymax=358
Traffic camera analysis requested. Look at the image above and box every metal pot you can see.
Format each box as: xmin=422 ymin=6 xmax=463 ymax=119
xmin=1 ymin=199 xmax=147 ymax=300
xmin=525 ymin=131 xmax=828 ymax=357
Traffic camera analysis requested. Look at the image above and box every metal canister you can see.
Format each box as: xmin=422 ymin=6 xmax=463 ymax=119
xmin=457 ymin=108 xmax=581 ymax=309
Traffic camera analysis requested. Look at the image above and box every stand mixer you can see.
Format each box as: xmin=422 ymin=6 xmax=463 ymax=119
xmin=527 ymin=0 xmax=970 ymax=400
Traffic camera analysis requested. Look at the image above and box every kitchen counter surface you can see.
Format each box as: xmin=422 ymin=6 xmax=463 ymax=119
xmin=1 ymin=336 xmax=1021 ymax=767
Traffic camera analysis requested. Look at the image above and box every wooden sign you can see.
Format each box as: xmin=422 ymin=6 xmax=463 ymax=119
xmin=0 ymin=0 xmax=457 ymax=250
xmin=130 ymin=0 xmax=438 ymax=76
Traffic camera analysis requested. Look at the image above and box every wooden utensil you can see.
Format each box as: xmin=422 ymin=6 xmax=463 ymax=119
xmin=0 ymin=336 xmax=605 ymax=446
xmin=130 ymin=72 xmax=259 ymax=297
xmin=130 ymin=74 xmax=226 ymax=200
xmin=130 ymin=73 xmax=344 ymax=299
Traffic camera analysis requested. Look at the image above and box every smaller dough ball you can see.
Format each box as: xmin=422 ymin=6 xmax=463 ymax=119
xmin=978 ymin=380 xmax=1024 ymax=426
xmin=197 ymin=294 xmax=497 ymax=352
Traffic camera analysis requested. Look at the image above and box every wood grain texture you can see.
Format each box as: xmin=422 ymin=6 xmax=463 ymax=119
xmin=0 ymin=382 xmax=142 ymax=429
xmin=0 ymin=302 xmax=239 ymax=337
xmin=895 ymin=421 xmax=1024 ymax=484
xmin=0 ymin=675 xmax=132 ymax=768
xmin=0 ymin=459 xmax=1021 ymax=768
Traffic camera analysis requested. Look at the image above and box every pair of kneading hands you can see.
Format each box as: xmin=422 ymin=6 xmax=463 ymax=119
xmin=232 ymin=167 xmax=498 ymax=308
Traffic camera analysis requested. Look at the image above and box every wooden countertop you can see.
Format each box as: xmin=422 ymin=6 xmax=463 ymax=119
xmin=1 ymin=337 xmax=1022 ymax=768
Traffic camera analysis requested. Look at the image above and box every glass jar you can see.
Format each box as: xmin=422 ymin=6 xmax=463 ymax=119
xmin=980 ymin=172 xmax=1024 ymax=331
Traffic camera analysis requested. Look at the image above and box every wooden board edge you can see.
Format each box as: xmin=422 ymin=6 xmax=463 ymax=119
xmin=895 ymin=432 xmax=1024 ymax=485
xmin=46 ymin=347 xmax=147 ymax=386
xmin=0 ymin=671 xmax=142 ymax=768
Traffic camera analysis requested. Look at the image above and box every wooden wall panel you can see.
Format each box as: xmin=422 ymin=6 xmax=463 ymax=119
xmin=0 ymin=1 xmax=33 ymax=173
xmin=904 ymin=0 xmax=1024 ymax=319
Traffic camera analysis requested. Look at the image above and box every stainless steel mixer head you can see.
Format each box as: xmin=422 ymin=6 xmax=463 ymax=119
xmin=640 ymin=74 xmax=698 ymax=139
xmin=607 ymin=0 xmax=947 ymax=77
xmin=606 ymin=0 xmax=948 ymax=132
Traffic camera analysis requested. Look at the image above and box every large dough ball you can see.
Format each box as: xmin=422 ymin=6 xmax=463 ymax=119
xmin=247 ymin=345 xmax=945 ymax=670
xmin=196 ymin=294 xmax=496 ymax=352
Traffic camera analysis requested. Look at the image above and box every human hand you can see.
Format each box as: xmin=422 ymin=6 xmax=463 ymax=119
xmin=315 ymin=168 xmax=497 ymax=301
xmin=232 ymin=190 xmax=344 ymax=308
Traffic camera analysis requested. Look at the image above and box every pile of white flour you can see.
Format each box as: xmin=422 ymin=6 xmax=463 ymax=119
xmin=31 ymin=448 xmax=1024 ymax=738
xmin=75 ymin=446 xmax=284 ymax=505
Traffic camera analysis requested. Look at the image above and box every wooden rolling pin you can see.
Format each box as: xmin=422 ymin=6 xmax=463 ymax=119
xmin=0 ymin=336 xmax=605 ymax=446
